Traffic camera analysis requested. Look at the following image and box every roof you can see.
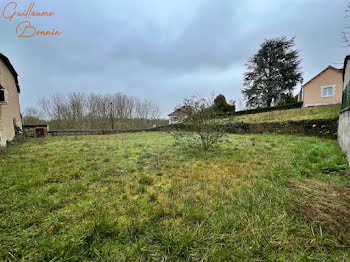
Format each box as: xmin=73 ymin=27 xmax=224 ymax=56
xmin=343 ymin=55 xmax=350 ymax=82
xmin=0 ymin=53 xmax=20 ymax=93
xmin=303 ymin=65 xmax=342 ymax=87
xmin=168 ymin=106 xmax=189 ymax=117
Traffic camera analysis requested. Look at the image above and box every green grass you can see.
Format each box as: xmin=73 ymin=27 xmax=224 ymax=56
xmin=230 ymin=104 xmax=341 ymax=123
xmin=0 ymin=132 xmax=349 ymax=261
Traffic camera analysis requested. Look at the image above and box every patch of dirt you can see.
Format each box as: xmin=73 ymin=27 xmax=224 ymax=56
xmin=289 ymin=179 xmax=350 ymax=241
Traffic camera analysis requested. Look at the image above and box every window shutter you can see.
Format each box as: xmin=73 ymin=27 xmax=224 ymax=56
xmin=4 ymin=89 xmax=8 ymax=103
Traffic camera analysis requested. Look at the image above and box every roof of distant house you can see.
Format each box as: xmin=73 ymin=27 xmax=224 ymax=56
xmin=303 ymin=65 xmax=342 ymax=87
xmin=0 ymin=52 xmax=20 ymax=93
xmin=168 ymin=106 xmax=189 ymax=117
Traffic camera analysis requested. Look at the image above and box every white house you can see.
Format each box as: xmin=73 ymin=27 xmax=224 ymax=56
xmin=0 ymin=53 xmax=22 ymax=147
xmin=168 ymin=106 xmax=189 ymax=125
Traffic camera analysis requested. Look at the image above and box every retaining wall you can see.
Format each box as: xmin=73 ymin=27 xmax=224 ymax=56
xmin=338 ymin=108 xmax=350 ymax=164
xmin=49 ymin=125 xmax=171 ymax=136
xmin=49 ymin=118 xmax=338 ymax=139
xmin=224 ymin=118 xmax=338 ymax=139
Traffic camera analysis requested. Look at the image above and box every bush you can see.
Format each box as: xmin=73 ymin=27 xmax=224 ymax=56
xmin=11 ymin=118 xmax=27 ymax=144
xmin=342 ymin=83 xmax=350 ymax=110
xmin=172 ymin=94 xmax=228 ymax=151
xmin=213 ymin=94 xmax=236 ymax=115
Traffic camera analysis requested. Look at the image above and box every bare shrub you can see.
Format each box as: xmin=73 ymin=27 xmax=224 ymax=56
xmin=172 ymin=94 xmax=228 ymax=151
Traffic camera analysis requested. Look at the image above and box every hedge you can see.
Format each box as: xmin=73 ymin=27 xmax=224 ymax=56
xmin=228 ymin=102 xmax=303 ymax=117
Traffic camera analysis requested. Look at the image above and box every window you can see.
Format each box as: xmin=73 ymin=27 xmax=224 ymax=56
xmin=322 ymin=86 xmax=334 ymax=97
xmin=0 ymin=89 xmax=8 ymax=103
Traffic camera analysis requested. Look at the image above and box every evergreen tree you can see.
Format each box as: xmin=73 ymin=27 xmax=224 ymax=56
xmin=242 ymin=37 xmax=303 ymax=108
xmin=213 ymin=94 xmax=235 ymax=113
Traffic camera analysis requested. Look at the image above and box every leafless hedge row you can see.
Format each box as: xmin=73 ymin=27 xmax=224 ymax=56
xmin=23 ymin=92 xmax=166 ymax=130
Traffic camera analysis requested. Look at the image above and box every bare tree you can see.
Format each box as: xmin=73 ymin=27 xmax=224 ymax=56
xmin=172 ymin=94 xmax=227 ymax=151
xmin=22 ymin=106 xmax=45 ymax=125
xmin=38 ymin=94 xmax=68 ymax=128
xmin=36 ymin=92 xmax=163 ymax=130
xmin=66 ymin=92 xmax=87 ymax=128
xmin=343 ymin=4 xmax=350 ymax=47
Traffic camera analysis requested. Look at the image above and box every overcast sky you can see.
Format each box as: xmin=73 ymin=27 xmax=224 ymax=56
xmin=0 ymin=0 xmax=348 ymax=117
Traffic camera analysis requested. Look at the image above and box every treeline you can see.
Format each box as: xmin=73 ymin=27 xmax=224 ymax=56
xmin=23 ymin=92 xmax=167 ymax=130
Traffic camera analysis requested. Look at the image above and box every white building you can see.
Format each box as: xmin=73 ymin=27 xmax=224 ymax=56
xmin=168 ymin=106 xmax=189 ymax=125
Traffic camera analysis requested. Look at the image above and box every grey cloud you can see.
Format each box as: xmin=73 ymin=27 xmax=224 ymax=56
xmin=108 ymin=0 xmax=245 ymax=71
xmin=0 ymin=0 xmax=347 ymax=117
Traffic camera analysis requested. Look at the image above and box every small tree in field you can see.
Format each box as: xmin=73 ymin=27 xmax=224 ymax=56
xmin=242 ymin=37 xmax=303 ymax=108
xmin=172 ymin=94 xmax=227 ymax=151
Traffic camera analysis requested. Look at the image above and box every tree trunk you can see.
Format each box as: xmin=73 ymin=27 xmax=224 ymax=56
xmin=201 ymin=137 xmax=209 ymax=151
xmin=266 ymin=98 xmax=272 ymax=107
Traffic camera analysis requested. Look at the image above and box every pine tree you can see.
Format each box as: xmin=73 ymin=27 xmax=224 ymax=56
xmin=242 ymin=37 xmax=303 ymax=108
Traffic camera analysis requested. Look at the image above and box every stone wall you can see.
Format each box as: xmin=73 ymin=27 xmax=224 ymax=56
xmin=223 ymin=118 xmax=339 ymax=139
xmin=49 ymin=125 xmax=172 ymax=136
xmin=338 ymin=108 xmax=350 ymax=164
xmin=23 ymin=125 xmax=49 ymax=137
xmin=49 ymin=119 xmax=338 ymax=139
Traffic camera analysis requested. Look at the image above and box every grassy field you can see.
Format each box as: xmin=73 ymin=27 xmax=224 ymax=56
xmin=0 ymin=132 xmax=349 ymax=261
xmin=230 ymin=104 xmax=341 ymax=123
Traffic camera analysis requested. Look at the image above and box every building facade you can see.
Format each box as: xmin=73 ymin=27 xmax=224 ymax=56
xmin=0 ymin=53 xmax=22 ymax=147
xmin=298 ymin=66 xmax=343 ymax=107
xmin=168 ymin=106 xmax=189 ymax=125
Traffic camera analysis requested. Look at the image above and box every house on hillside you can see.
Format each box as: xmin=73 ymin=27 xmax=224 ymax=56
xmin=0 ymin=53 xmax=22 ymax=147
xmin=298 ymin=65 xmax=343 ymax=107
xmin=168 ymin=106 xmax=189 ymax=125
